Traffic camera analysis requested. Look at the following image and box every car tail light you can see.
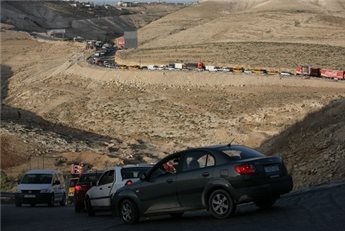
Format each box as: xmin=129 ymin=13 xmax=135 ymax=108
xmin=235 ymin=164 xmax=255 ymax=175
xmin=75 ymin=185 xmax=81 ymax=192
xmin=125 ymin=180 xmax=133 ymax=185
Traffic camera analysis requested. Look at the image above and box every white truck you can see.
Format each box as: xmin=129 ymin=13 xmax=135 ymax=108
xmin=174 ymin=63 xmax=184 ymax=70
xmin=147 ymin=65 xmax=158 ymax=71
xmin=85 ymin=164 xmax=152 ymax=216
xmin=205 ymin=65 xmax=218 ymax=72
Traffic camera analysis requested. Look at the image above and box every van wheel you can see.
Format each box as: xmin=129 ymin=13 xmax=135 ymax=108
xmin=86 ymin=197 xmax=95 ymax=216
xmin=15 ymin=200 xmax=22 ymax=207
xmin=120 ymin=199 xmax=139 ymax=224
xmin=60 ymin=194 xmax=66 ymax=206
xmin=48 ymin=195 xmax=55 ymax=207
xmin=208 ymin=189 xmax=236 ymax=219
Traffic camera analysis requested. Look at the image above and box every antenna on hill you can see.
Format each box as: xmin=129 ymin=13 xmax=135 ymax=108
xmin=227 ymin=138 xmax=235 ymax=147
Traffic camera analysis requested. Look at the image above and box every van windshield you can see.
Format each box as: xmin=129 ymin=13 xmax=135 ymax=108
xmin=21 ymin=174 xmax=52 ymax=184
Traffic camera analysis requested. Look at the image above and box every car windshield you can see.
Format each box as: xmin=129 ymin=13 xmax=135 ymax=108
xmin=21 ymin=174 xmax=52 ymax=184
xmin=218 ymin=146 xmax=264 ymax=160
xmin=78 ymin=173 xmax=103 ymax=184
xmin=69 ymin=178 xmax=79 ymax=187
xmin=121 ymin=167 xmax=151 ymax=180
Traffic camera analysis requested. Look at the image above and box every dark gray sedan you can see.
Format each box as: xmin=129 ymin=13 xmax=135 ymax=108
xmin=111 ymin=144 xmax=293 ymax=224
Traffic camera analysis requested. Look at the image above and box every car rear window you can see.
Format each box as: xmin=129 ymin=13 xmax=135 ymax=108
xmin=219 ymin=146 xmax=264 ymax=160
xmin=69 ymin=178 xmax=79 ymax=187
xmin=21 ymin=174 xmax=52 ymax=184
xmin=79 ymin=173 xmax=103 ymax=184
xmin=121 ymin=167 xmax=151 ymax=180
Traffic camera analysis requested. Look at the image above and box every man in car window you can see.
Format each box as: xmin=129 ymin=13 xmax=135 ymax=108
xmin=162 ymin=158 xmax=179 ymax=174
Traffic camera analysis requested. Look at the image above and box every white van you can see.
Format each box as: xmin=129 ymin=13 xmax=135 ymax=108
xmin=15 ymin=169 xmax=66 ymax=207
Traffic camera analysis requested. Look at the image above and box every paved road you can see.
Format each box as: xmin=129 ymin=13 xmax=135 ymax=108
xmin=2 ymin=184 xmax=345 ymax=231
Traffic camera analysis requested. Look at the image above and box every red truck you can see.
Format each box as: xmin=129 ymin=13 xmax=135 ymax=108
xmin=320 ymin=69 xmax=345 ymax=80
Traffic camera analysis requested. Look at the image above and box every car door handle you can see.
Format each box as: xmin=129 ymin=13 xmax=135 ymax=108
xmin=107 ymin=186 xmax=111 ymax=189
xmin=99 ymin=187 xmax=102 ymax=190
xmin=166 ymin=179 xmax=174 ymax=183
xmin=202 ymin=172 xmax=210 ymax=177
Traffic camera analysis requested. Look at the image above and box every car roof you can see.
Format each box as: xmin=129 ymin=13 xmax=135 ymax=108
xmin=191 ymin=144 xmax=246 ymax=151
xmin=105 ymin=164 xmax=153 ymax=171
xmin=122 ymin=164 xmax=153 ymax=168
xmin=25 ymin=169 xmax=60 ymax=174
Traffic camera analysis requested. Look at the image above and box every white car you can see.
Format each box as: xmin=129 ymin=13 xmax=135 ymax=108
xmin=14 ymin=169 xmax=66 ymax=207
xmin=85 ymin=164 xmax=152 ymax=216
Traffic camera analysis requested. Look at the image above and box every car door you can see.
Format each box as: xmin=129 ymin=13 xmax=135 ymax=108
xmin=90 ymin=170 xmax=115 ymax=208
xmin=137 ymin=154 xmax=181 ymax=213
xmin=176 ymin=150 xmax=216 ymax=209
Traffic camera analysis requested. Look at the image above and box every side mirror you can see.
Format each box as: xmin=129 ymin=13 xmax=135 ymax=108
xmin=54 ymin=180 xmax=61 ymax=185
xmin=17 ymin=179 xmax=21 ymax=184
xmin=139 ymin=173 xmax=147 ymax=182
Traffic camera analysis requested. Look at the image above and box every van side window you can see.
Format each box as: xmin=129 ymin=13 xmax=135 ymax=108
xmin=58 ymin=174 xmax=65 ymax=185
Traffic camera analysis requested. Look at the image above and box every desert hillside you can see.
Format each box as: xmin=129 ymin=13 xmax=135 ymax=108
xmin=117 ymin=0 xmax=345 ymax=68
xmin=1 ymin=25 xmax=345 ymax=190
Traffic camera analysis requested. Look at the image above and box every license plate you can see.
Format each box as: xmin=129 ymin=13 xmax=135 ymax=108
xmin=264 ymin=165 xmax=280 ymax=173
xmin=68 ymin=193 xmax=74 ymax=197
xmin=24 ymin=194 xmax=36 ymax=198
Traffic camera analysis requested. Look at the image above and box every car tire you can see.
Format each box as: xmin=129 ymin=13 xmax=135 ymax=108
xmin=75 ymin=203 xmax=82 ymax=213
xmin=15 ymin=200 xmax=22 ymax=207
xmin=169 ymin=212 xmax=184 ymax=219
xmin=85 ymin=197 xmax=95 ymax=216
xmin=208 ymin=189 xmax=236 ymax=219
xmin=48 ymin=194 xmax=55 ymax=207
xmin=60 ymin=194 xmax=66 ymax=206
xmin=254 ymin=198 xmax=276 ymax=210
xmin=119 ymin=199 xmax=139 ymax=224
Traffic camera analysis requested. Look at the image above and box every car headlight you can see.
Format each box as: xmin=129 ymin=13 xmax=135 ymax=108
xmin=40 ymin=189 xmax=52 ymax=193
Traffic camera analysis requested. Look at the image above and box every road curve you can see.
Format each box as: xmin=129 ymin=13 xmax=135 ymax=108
xmin=2 ymin=183 xmax=345 ymax=231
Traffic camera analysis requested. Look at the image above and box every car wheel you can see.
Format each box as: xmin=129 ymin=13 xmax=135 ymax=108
xmin=75 ymin=203 xmax=81 ymax=213
xmin=15 ymin=200 xmax=22 ymax=207
xmin=208 ymin=189 xmax=235 ymax=219
xmin=254 ymin=198 xmax=276 ymax=210
xmin=48 ymin=194 xmax=55 ymax=207
xmin=85 ymin=197 xmax=95 ymax=216
xmin=169 ymin=212 xmax=184 ymax=219
xmin=60 ymin=194 xmax=66 ymax=206
xmin=120 ymin=199 xmax=139 ymax=224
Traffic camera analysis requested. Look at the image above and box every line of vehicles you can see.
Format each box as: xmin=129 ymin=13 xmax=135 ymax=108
xmin=85 ymin=41 xmax=344 ymax=80
xmin=14 ymin=144 xmax=293 ymax=224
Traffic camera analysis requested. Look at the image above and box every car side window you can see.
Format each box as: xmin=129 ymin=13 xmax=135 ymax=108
xmin=150 ymin=156 xmax=180 ymax=179
xmin=183 ymin=152 xmax=215 ymax=171
xmin=98 ymin=170 xmax=115 ymax=186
